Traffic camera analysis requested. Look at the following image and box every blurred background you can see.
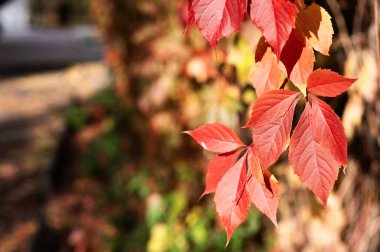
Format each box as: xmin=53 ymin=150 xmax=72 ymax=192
xmin=0 ymin=0 xmax=379 ymax=251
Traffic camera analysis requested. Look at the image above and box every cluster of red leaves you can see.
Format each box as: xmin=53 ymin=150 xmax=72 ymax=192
xmin=186 ymin=0 xmax=357 ymax=243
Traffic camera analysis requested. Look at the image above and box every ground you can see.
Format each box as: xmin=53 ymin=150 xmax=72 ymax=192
xmin=0 ymin=62 xmax=109 ymax=252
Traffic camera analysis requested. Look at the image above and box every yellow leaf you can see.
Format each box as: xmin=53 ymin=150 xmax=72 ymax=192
xmin=296 ymin=4 xmax=333 ymax=55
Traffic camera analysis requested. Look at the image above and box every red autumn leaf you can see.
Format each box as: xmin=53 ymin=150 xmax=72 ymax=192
xmin=186 ymin=0 xmax=195 ymax=30
xmin=255 ymin=36 xmax=270 ymax=62
xmin=245 ymin=89 xmax=300 ymax=128
xmin=296 ymin=3 xmax=333 ymax=55
xmin=240 ymin=0 xmax=248 ymax=16
xmin=280 ymin=28 xmax=306 ymax=78
xmin=201 ymin=150 xmax=242 ymax=198
xmin=249 ymin=90 xmax=300 ymax=170
xmin=214 ymin=153 xmax=250 ymax=244
xmin=187 ymin=0 xmax=246 ymax=47
xmin=289 ymin=45 xmax=315 ymax=92
xmin=185 ymin=123 xmax=245 ymax=153
xmin=307 ymin=69 xmax=357 ymax=97
xmin=185 ymin=0 xmax=357 ymax=243
xmin=289 ymin=103 xmax=340 ymax=206
xmin=246 ymin=151 xmax=279 ymax=225
xmin=310 ymin=95 xmax=347 ymax=165
xmin=250 ymin=0 xmax=298 ymax=57
xmin=251 ymin=48 xmax=282 ymax=97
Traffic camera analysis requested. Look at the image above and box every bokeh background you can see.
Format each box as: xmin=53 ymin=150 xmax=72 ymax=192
xmin=0 ymin=0 xmax=379 ymax=251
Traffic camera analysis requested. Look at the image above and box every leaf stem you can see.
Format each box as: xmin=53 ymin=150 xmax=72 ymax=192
xmin=279 ymin=78 xmax=288 ymax=89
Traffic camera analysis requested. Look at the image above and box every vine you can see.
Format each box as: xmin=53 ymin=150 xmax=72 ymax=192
xmin=185 ymin=0 xmax=357 ymax=243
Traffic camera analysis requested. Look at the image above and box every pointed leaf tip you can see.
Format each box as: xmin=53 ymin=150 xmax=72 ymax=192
xmin=296 ymin=3 xmax=334 ymax=55
xmin=250 ymin=0 xmax=298 ymax=57
xmin=189 ymin=0 xmax=245 ymax=46
xmin=185 ymin=123 xmax=245 ymax=153
xmin=307 ymin=69 xmax=357 ymax=97
xmin=215 ymin=153 xmax=249 ymax=245
xmin=289 ymin=103 xmax=340 ymax=206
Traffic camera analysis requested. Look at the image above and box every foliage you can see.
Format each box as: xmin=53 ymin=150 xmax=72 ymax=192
xmin=186 ymin=0 xmax=357 ymax=243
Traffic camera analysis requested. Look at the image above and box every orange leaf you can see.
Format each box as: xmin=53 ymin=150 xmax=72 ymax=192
xmin=289 ymin=45 xmax=315 ymax=94
xmin=296 ymin=3 xmax=333 ymax=55
xmin=251 ymin=48 xmax=282 ymax=97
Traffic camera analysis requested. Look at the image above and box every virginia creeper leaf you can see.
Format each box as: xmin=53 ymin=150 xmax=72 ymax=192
xmin=186 ymin=0 xmax=195 ymax=29
xmin=186 ymin=0 xmax=356 ymax=242
xmin=251 ymin=48 xmax=282 ymax=97
xmin=289 ymin=45 xmax=315 ymax=94
xmin=240 ymin=0 xmax=248 ymax=16
xmin=310 ymin=95 xmax=347 ymax=165
xmin=280 ymin=28 xmax=306 ymax=78
xmin=307 ymin=69 xmax=357 ymax=97
xmin=250 ymin=0 xmax=298 ymax=57
xmin=249 ymin=91 xmax=300 ymax=170
xmin=296 ymin=3 xmax=333 ymax=55
xmin=201 ymin=150 xmax=242 ymax=198
xmin=246 ymin=151 xmax=279 ymax=225
xmin=289 ymin=103 xmax=340 ymax=206
xmin=247 ymin=149 xmax=264 ymax=182
xmin=245 ymin=89 xmax=300 ymax=128
xmin=214 ymin=153 xmax=249 ymax=244
xmin=185 ymin=122 xmax=245 ymax=153
xmin=188 ymin=0 xmax=246 ymax=46
xmin=255 ymin=36 xmax=270 ymax=62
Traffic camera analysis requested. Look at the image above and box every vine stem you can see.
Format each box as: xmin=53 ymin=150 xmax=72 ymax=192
xmin=375 ymin=0 xmax=380 ymax=88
